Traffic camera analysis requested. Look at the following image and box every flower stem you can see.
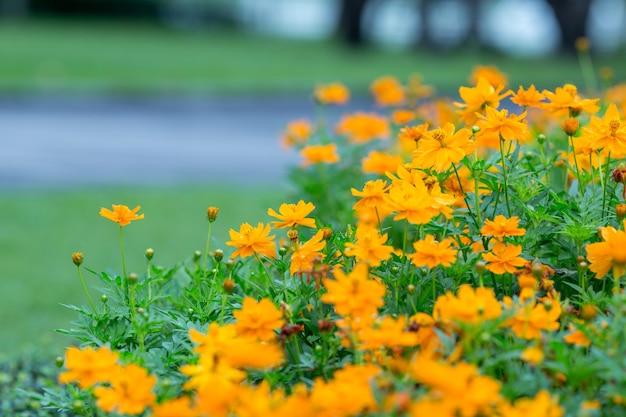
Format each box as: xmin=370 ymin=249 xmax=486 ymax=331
xmin=203 ymin=221 xmax=214 ymax=280
xmin=499 ymin=136 xmax=512 ymax=217
xmin=601 ymin=153 xmax=612 ymax=218
xmin=76 ymin=265 xmax=96 ymax=314
xmin=568 ymin=134 xmax=584 ymax=196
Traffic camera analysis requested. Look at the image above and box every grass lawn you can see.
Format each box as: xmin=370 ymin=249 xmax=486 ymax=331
xmin=0 ymin=19 xmax=625 ymax=95
xmin=0 ymin=184 xmax=287 ymax=357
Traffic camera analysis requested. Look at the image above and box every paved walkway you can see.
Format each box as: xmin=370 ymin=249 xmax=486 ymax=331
xmin=0 ymin=95 xmax=369 ymax=189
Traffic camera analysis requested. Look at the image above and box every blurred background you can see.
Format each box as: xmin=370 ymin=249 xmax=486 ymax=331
xmin=1 ymin=0 xmax=625 ymax=357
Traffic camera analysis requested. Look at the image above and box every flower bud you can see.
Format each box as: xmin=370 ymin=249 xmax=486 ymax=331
xmin=561 ymin=117 xmax=579 ymax=136
xmin=128 ymin=272 xmax=139 ymax=284
xmin=317 ymin=319 xmax=335 ymax=332
xmin=206 ymin=206 xmax=219 ymax=223
xmin=475 ymin=260 xmax=487 ymax=275
xmin=226 ymin=259 xmax=235 ymax=270
xmin=279 ymin=246 xmax=288 ymax=257
xmin=580 ymin=304 xmax=598 ymax=321
xmin=537 ymin=134 xmax=547 ymax=145
xmin=471 ymin=125 xmax=480 ymax=134
xmin=612 ymin=164 xmax=626 ymax=184
xmin=223 ymin=278 xmax=235 ymax=293
xmin=616 ymin=204 xmax=626 ymax=220
xmin=407 ymin=284 xmax=415 ymax=294
xmin=322 ymin=227 xmax=333 ymax=240
xmin=193 ymin=250 xmax=202 ymax=262
xmin=71 ymin=252 xmax=83 ymax=266
xmin=55 ymin=356 xmax=64 ymax=368
xmin=214 ymin=249 xmax=224 ymax=262
xmin=287 ymin=229 xmax=299 ymax=242
xmin=145 ymin=248 xmax=154 ymax=261
xmin=101 ymin=294 xmax=108 ymax=303
xmin=72 ymin=400 xmax=85 ymax=413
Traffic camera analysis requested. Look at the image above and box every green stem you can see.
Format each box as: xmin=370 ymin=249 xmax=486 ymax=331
xmin=499 ymin=136 xmax=512 ymax=217
xmin=76 ymin=265 xmax=96 ymax=314
xmin=128 ymin=283 xmax=144 ymax=352
xmin=452 ymin=163 xmax=479 ymax=230
xmin=569 ymin=135 xmax=584 ymax=196
xmin=601 ymin=153 xmax=612 ymax=218
xmin=203 ymin=221 xmax=214 ymax=280
xmin=474 ymin=174 xmax=482 ymax=228
xmin=119 ymin=226 xmax=129 ymax=301
xmin=219 ymin=292 xmax=228 ymax=324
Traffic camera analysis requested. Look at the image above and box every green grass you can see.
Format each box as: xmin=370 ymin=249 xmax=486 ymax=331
xmin=0 ymin=184 xmax=286 ymax=357
xmin=0 ymin=19 xmax=625 ymax=94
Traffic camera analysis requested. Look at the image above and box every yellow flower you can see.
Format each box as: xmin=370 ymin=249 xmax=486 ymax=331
xmin=268 ymin=200 xmax=316 ymax=229
xmin=506 ymin=296 xmax=561 ymax=340
xmin=94 ymin=363 xmax=157 ymax=415
xmin=480 ymin=215 xmax=526 ymax=239
xmin=583 ymin=103 xmax=626 ymax=157
xmin=509 ymin=84 xmax=545 ymax=108
xmin=433 ymin=285 xmax=502 ymax=325
xmin=313 ymin=82 xmax=350 ymax=105
xmin=351 ymin=179 xmax=389 ymax=211
xmin=370 ymin=76 xmax=406 ymax=107
xmin=469 ymin=65 xmax=508 ymax=88
xmin=408 ymin=234 xmax=457 ymax=269
xmin=99 ymin=204 xmax=144 ymax=226
xmin=281 ymin=119 xmax=313 ymax=148
xmin=345 ymin=225 xmax=394 ymax=267
xmin=586 ymin=221 xmax=626 ymax=279
xmin=362 ymin=150 xmax=403 ymax=175
xmin=300 ymin=144 xmax=340 ymax=166
xmin=233 ymin=297 xmax=284 ymax=341
xmin=321 ymin=263 xmax=386 ymax=319
xmin=226 ymin=222 xmax=277 ymax=259
xmin=150 ymin=397 xmax=196 ymax=417
xmin=392 ymin=109 xmax=416 ymax=125
xmin=482 ymin=241 xmax=526 ymax=274
xmin=520 ymin=345 xmax=544 ymax=365
xmin=357 ymin=316 xmax=418 ymax=350
xmin=541 ymin=83 xmax=599 ymax=117
xmin=455 ymin=77 xmax=511 ymax=125
xmin=412 ymin=123 xmax=475 ymax=172
xmin=290 ymin=229 xmax=326 ymax=275
xmin=475 ymin=106 xmax=529 ymax=143
xmin=58 ymin=346 xmax=121 ymax=389
xmin=335 ymin=112 xmax=390 ymax=143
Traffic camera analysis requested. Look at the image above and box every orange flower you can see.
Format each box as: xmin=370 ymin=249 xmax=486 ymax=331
xmin=475 ymin=106 xmax=529 ymax=143
xmin=351 ymin=179 xmax=389 ymax=211
xmin=268 ymin=200 xmax=316 ymax=229
xmin=398 ymin=123 xmax=429 ymax=143
xmin=58 ymin=346 xmax=120 ymax=389
xmin=455 ymin=77 xmax=511 ymax=125
xmin=313 ymin=82 xmax=350 ymax=105
xmin=233 ymin=297 xmax=284 ymax=341
xmin=384 ymin=178 xmax=450 ymax=225
xmin=506 ymin=297 xmax=561 ymax=340
xmin=299 ymin=144 xmax=340 ymax=166
xmin=99 ymin=204 xmax=144 ymax=226
xmin=281 ymin=119 xmax=313 ymax=148
xmin=357 ymin=316 xmax=418 ymax=350
xmin=582 ymin=103 xmax=626 ymax=157
xmin=433 ymin=285 xmax=502 ymax=325
xmin=509 ymin=84 xmax=545 ymax=108
xmin=94 ymin=363 xmax=157 ymax=415
xmin=345 ymin=225 xmax=394 ymax=267
xmin=151 ymin=397 xmax=196 ymax=417
xmin=480 ymin=215 xmax=526 ymax=239
xmin=362 ymin=150 xmax=403 ymax=175
xmin=335 ymin=112 xmax=390 ymax=143
xmin=586 ymin=222 xmax=626 ymax=279
xmin=482 ymin=241 xmax=526 ymax=274
xmin=290 ymin=229 xmax=326 ymax=275
xmin=392 ymin=109 xmax=416 ymax=125
xmin=412 ymin=123 xmax=475 ymax=172
xmin=371 ymin=76 xmax=406 ymax=107
xmin=563 ymin=324 xmax=591 ymax=347
xmin=321 ymin=263 xmax=386 ymax=319
xmin=226 ymin=222 xmax=277 ymax=259
xmin=408 ymin=235 xmax=457 ymax=269
xmin=542 ymin=83 xmax=599 ymax=117
xmin=469 ymin=65 xmax=508 ymax=89
xmin=520 ymin=346 xmax=544 ymax=365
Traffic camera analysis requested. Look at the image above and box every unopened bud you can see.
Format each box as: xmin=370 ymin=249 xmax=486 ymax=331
xmin=471 ymin=125 xmax=480 ymax=134
xmin=580 ymin=304 xmax=598 ymax=321
xmin=407 ymin=284 xmax=415 ymax=294
xmin=72 ymin=401 xmax=85 ymax=413
xmin=561 ymin=117 xmax=579 ymax=136
xmin=226 ymin=259 xmax=235 ymax=270
xmin=280 ymin=301 xmax=292 ymax=321
xmin=128 ymin=273 xmax=139 ymax=284
xmin=213 ymin=249 xmax=224 ymax=262
xmin=193 ymin=250 xmax=202 ymax=262
xmin=71 ymin=252 xmax=83 ymax=266
xmin=579 ymin=261 xmax=588 ymax=270
xmin=206 ymin=206 xmax=219 ymax=222
xmin=616 ymin=204 xmax=626 ymax=220
xmin=475 ymin=260 xmax=487 ymax=274
xmin=537 ymin=134 xmax=547 ymax=145
xmin=145 ymin=248 xmax=154 ymax=260
xmin=101 ymin=294 xmax=108 ymax=303
xmin=317 ymin=319 xmax=335 ymax=332
xmin=287 ymin=229 xmax=299 ymax=242
xmin=279 ymin=246 xmax=288 ymax=256
xmin=55 ymin=356 xmax=64 ymax=368
xmin=322 ymin=227 xmax=333 ymax=240
xmin=223 ymin=278 xmax=235 ymax=293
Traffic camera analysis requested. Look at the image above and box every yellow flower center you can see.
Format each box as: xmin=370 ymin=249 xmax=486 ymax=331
xmin=609 ymin=118 xmax=621 ymax=133
xmin=432 ymin=129 xmax=445 ymax=142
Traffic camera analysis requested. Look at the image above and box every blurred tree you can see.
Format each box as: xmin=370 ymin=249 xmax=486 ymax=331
xmin=337 ymin=0 xmax=368 ymax=46
xmin=545 ymin=0 xmax=592 ymax=53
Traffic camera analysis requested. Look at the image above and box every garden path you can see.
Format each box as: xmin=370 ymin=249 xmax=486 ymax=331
xmin=0 ymin=95 xmax=369 ymax=189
